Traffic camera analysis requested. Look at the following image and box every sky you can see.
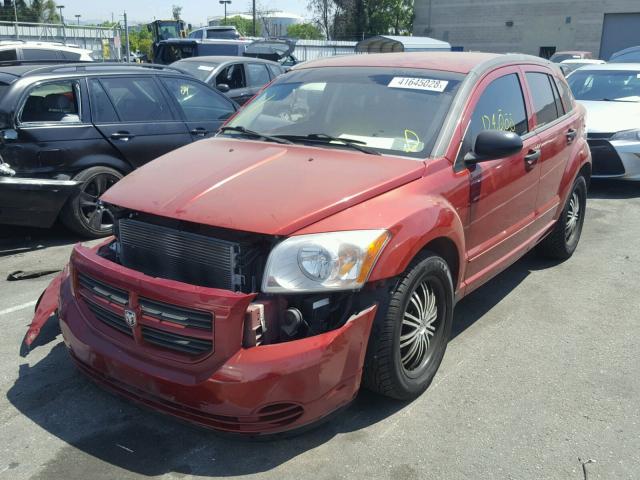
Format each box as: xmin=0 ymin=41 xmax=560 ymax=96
xmin=56 ymin=0 xmax=310 ymax=27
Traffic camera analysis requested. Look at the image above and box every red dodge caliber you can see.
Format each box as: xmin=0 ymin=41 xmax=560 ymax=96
xmin=26 ymin=52 xmax=591 ymax=435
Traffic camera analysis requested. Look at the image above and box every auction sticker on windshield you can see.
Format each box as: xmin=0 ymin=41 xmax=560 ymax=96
xmin=388 ymin=77 xmax=449 ymax=92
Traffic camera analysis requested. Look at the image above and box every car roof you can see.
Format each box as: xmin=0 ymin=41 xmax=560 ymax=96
xmin=0 ymin=41 xmax=90 ymax=53
xmin=553 ymin=50 xmax=591 ymax=55
xmin=176 ymin=56 xmax=280 ymax=65
xmin=0 ymin=63 xmax=185 ymax=79
xmin=560 ymin=59 xmax=605 ymax=64
xmin=294 ymin=51 xmax=551 ymax=74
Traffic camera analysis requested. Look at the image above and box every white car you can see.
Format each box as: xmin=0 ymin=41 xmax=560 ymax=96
xmin=559 ymin=58 xmax=606 ymax=75
xmin=567 ymin=63 xmax=640 ymax=180
xmin=0 ymin=41 xmax=93 ymax=62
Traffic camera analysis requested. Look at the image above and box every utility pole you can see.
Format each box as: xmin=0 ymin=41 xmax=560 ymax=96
xmin=219 ymin=0 xmax=231 ymax=23
xmin=123 ymin=11 xmax=130 ymax=63
xmin=75 ymin=14 xmax=81 ymax=25
xmin=13 ymin=0 xmax=18 ymax=39
xmin=57 ymin=5 xmax=66 ymax=44
xmin=252 ymin=0 xmax=256 ymax=36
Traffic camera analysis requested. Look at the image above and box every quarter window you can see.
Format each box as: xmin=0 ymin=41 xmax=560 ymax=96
xmin=554 ymin=76 xmax=574 ymax=113
xmin=0 ymin=49 xmax=17 ymax=61
xmin=22 ymin=48 xmax=60 ymax=60
xmin=161 ymin=77 xmax=235 ymax=121
xmin=99 ymin=77 xmax=174 ymax=122
xmin=21 ymin=80 xmax=81 ymax=123
xmin=470 ymin=73 xmax=528 ymax=141
xmin=525 ymin=72 xmax=560 ymax=127
xmin=246 ymin=63 xmax=271 ymax=87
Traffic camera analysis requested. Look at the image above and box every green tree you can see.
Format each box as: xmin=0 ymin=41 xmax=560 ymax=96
xmin=287 ymin=23 xmax=323 ymax=40
xmin=220 ymin=15 xmax=259 ymax=36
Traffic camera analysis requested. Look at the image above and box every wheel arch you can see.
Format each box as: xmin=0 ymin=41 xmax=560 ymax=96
xmin=68 ymin=155 xmax=134 ymax=177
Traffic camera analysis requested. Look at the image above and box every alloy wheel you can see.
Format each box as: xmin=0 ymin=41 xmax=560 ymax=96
xmin=78 ymin=173 xmax=118 ymax=232
xmin=565 ymin=190 xmax=581 ymax=242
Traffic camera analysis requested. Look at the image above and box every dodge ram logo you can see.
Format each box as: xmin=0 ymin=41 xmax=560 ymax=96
xmin=124 ymin=309 xmax=137 ymax=328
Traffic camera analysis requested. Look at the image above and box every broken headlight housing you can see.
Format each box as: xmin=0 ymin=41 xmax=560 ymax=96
xmin=262 ymin=230 xmax=390 ymax=293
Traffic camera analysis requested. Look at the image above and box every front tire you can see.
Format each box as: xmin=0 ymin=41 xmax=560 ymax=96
xmin=60 ymin=166 xmax=123 ymax=238
xmin=363 ymin=252 xmax=454 ymax=400
xmin=537 ymin=175 xmax=587 ymax=260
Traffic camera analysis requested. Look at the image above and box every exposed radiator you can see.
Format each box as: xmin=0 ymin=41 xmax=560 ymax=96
xmin=117 ymin=218 xmax=241 ymax=290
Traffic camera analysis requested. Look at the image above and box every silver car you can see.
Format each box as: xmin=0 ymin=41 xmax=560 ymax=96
xmin=568 ymin=63 xmax=640 ymax=180
xmin=171 ymin=56 xmax=284 ymax=105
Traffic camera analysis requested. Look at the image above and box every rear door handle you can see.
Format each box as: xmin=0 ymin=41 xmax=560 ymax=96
xmin=566 ymin=128 xmax=577 ymax=144
xmin=524 ymin=149 xmax=540 ymax=169
xmin=110 ymin=131 xmax=134 ymax=141
xmin=190 ymin=128 xmax=209 ymax=137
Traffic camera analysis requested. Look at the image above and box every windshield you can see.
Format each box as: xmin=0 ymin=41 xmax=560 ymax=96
xmin=174 ymin=60 xmax=219 ymax=81
xmin=223 ymin=67 xmax=463 ymax=158
xmin=568 ymin=70 xmax=640 ymax=102
xmin=551 ymin=53 xmax=582 ymax=62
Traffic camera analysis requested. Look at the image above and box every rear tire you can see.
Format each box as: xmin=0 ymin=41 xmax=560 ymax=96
xmin=60 ymin=166 xmax=122 ymax=238
xmin=537 ymin=175 xmax=587 ymax=260
xmin=363 ymin=252 xmax=454 ymax=400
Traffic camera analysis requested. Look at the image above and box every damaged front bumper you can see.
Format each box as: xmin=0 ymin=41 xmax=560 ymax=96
xmin=0 ymin=176 xmax=79 ymax=228
xmin=26 ymin=243 xmax=377 ymax=435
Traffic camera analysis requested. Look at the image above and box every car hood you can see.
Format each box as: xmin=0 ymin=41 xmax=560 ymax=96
xmin=579 ymin=100 xmax=640 ymax=133
xmin=101 ymin=138 xmax=425 ymax=236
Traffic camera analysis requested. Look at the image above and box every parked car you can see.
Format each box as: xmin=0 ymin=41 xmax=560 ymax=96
xmin=26 ymin=52 xmax=590 ymax=436
xmin=559 ymin=58 xmax=605 ymax=76
xmin=244 ymin=38 xmax=299 ymax=68
xmin=567 ymin=63 xmax=640 ymax=180
xmin=549 ymin=50 xmax=593 ymax=62
xmin=154 ymin=39 xmax=251 ymax=64
xmin=188 ymin=26 xmax=241 ymax=40
xmin=609 ymin=45 xmax=640 ymax=63
xmin=0 ymin=40 xmax=93 ymax=63
xmin=0 ymin=63 xmax=238 ymax=236
xmin=172 ymin=56 xmax=285 ymax=104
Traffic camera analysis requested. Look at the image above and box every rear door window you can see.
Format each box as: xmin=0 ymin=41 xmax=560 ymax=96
xmin=470 ymin=73 xmax=529 ymax=140
xmin=88 ymin=79 xmax=119 ymax=123
xmin=99 ymin=77 xmax=174 ymax=122
xmin=20 ymin=80 xmax=81 ymax=123
xmin=161 ymin=77 xmax=235 ymax=121
xmin=246 ymin=63 xmax=271 ymax=87
xmin=215 ymin=63 xmax=246 ymax=89
xmin=525 ymin=72 xmax=560 ymax=128
xmin=21 ymin=48 xmax=61 ymax=60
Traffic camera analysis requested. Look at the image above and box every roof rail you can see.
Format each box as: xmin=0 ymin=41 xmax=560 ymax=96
xmin=0 ymin=59 xmax=91 ymax=67
xmin=20 ymin=62 xmax=186 ymax=76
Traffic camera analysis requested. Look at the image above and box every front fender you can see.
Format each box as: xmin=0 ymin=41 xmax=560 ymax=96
xmin=295 ymin=179 xmax=466 ymax=291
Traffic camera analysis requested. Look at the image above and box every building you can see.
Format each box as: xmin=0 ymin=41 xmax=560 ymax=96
xmin=207 ymin=11 xmax=303 ymax=37
xmin=413 ymin=0 xmax=640 ymax=59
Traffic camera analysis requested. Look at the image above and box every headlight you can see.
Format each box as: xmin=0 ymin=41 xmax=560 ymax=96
xmin=610 ymin=129 xmax=640 ymax=141
xmin=262 ymin=230 xmax=390 ymax=293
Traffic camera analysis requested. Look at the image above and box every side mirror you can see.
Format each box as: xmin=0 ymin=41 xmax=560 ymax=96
xmin=464 ymin=130 xmax=523 ymax=163
xmin=0 ymin=129 xmax=18 ymax=143
xmin=216 ymin=83 xmax=230 ymax=93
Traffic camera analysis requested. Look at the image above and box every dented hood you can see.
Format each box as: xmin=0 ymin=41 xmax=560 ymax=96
xmin=101 ymin=138 xmax=424 ymax=235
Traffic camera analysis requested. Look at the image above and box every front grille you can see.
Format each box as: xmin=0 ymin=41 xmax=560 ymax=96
xmin=84 ymin=298 xmax=133 ymax=337
xmin=587 ymin=139 xmax=626 ymax=176
xmin=141 ymin=326 xmax=212 ymax=355
xmin=118 ymin=219 xmax=240 ymax=290
xmin=78 ymin=272 xmax=128 ymax=306
xmin=140 ymin=297 xmax=212 ymax=330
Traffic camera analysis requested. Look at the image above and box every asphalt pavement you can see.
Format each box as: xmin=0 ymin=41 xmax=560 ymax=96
xmin=0 ymin=180 xmax=638 ymax=480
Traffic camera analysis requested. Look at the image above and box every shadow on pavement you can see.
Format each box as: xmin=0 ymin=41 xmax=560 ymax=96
xmin=6 ymin=249 xmax=563 ymax=478
xmin=0 ymin=224 xmax=84 ymax=257
xmin=587 ymin=179 xmax=640 ymax=199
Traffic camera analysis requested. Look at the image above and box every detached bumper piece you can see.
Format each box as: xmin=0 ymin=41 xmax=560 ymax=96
xmin=0 ymin=177 xmax=79 ymax=227
xmin=55 ymin=244 xmax=377 ymax=435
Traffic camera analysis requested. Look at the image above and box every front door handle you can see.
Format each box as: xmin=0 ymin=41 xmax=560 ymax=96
xmin=190 ymin=128 xmax=209 ymax=137
xmin=524 ymin=149 xmax=540 ymax=170
xmin=110 ymin=131 xmax=134 ymax=141
xmin=566 ymin=128 xmax=577 ymax=144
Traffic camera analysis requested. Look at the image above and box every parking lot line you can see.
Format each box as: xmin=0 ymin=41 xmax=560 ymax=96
xmin=0 ymin=300 xmax=36 ymax=316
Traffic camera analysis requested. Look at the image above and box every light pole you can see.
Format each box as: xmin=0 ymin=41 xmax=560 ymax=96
xmin=75 ymin=14 xmax=81 ymax=25
xmin=219 ymin=0 xmax=231 ymax=24
xmin=13 ymin=0 xmax=18 ymax=39
xmin=57 ymin=5 xmax=66 ymax=44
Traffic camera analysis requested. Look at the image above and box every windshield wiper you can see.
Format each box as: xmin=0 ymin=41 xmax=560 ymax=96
xmin=274 ymin=133 xmax=381 ymax=155
xmin=218 ymin=125 xmax=293 ymax=145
